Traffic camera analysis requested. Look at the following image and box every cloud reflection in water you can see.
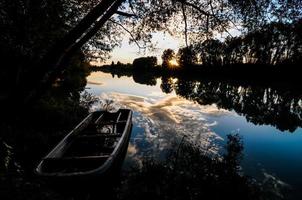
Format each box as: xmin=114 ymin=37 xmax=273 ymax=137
xmin=92 ymin=92 xmax=233 ymax=167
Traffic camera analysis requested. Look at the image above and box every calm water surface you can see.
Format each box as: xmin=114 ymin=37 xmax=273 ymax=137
xmin=86 ymin=71 xmax=302 ymax=199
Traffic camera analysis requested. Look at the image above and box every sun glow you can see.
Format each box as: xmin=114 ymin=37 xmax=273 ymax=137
xmin=169 ymin=59 xmax=179 ymax=67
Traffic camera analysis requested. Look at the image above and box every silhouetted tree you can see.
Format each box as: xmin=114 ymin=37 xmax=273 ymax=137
xmin=161 ymin=49 xmax=176 ymax=69
xmin=177 ymin=46 xmax=198 ymax=67
xmin=198 ymin=39 xmax=224 ymax=66
xmin=0 ymin=0 xmax=123 ymax=108
xmin=223 ymin=36 xmax=245 ymax=65
xmin=221 ymin=20 xmax=302 ymax=65
xmin=132 ymin=73 xmax=157 ymax=86
xmin=133 ymin=57 xmax=158 ymax=70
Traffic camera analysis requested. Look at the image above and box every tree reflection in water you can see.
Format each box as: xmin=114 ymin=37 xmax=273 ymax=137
xmin=118 ymin=134 xmax=284 ymax=200
xmin=103 ymin=67 xmax=302 ymax=132
xmin=161 ymin=77 xmax=302 ymax=132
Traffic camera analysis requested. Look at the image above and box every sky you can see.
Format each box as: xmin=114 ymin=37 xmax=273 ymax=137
xmin=95 ymin=27 xmax=242 ymax=66
xmin=99 ymin=32 xmax=185 ymax=65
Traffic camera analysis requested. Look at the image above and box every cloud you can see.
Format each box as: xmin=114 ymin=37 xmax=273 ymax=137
xmin=87 ymin=80 xmax=103 ymax=85
xmin=93 ymin=92 xmax=232 ymax=167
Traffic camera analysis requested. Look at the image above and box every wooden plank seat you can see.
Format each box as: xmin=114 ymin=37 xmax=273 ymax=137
xmin=43 ymin=155 xmax=110 ymax=161
xmin=77 ymin=133 xmax=122 ymax=138
xmin=94 ymin=121 xmax=127 ymax=126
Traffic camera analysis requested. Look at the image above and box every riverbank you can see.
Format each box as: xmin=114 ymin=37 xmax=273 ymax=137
xmin=90 ymin=63 xmax=301 ymax=89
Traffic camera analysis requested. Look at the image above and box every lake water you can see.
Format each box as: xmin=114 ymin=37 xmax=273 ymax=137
xmin=86 ymin=71 xmax=302 ymax=199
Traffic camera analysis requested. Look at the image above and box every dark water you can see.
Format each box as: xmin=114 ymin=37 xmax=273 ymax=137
xmin=86 ymin=71 xmax=302 ymax=199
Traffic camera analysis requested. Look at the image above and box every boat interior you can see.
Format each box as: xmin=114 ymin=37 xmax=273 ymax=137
xmin=40 ymin=109 xmax=131 ymax=174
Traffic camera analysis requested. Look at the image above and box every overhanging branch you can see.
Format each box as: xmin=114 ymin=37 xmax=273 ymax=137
xmin=115 ymin=10 xmax=137 ymax=17
xmin=179 ymin=0 xmax=234 ymax=37
xmin=109 ymin=19 xmax=145 ymax=49
xmin=181 ymin=3 xmax=189 ymax=47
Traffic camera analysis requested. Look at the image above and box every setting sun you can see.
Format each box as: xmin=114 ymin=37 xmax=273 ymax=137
xmin=169 ymin=59 xmax=179 ymax=67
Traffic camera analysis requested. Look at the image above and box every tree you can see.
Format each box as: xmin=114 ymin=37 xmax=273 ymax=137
xmin=177 ymin=46 xmax=198 ymax=67
xmin=133 ymin=57 xmax=158 ymax=70
xmin=161 ymin=49 xmax=176 ymax=68
xmin=220 ymin=20 xmax=302 ymax=65
xmin=223 ymin=36 xmax=245 ymax=65
xmin=198 ymin=39 xmax=224 ymax=66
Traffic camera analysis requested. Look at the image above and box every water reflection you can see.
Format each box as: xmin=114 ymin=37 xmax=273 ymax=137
xmin=133 ymin=71 xmax=158 ymax=86
xmin=169 ymin=79 xmax=302 ymax=132
xmin=101 ymin=70 xmax=302 ymax=132
xmin=93 ymin=93 xmax=226 ymax=158
xmin=86 ymin=71 xmax=302 ymax=199
xmin=118 ymin=135 xmax=280 ymax=200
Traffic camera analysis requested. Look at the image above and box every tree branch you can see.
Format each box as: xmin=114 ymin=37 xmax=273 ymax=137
xmin=209 ymin=0 xmax=233 ymax=37
xmin=128 ymin=0 xmax=137 ymax=16
xmin=180 ymin=0 xmax=234 ymax=37
xmin=109 ymin=19 xmax=144 ymax=49
xmin=181 ymin=3 xmax=189 ymax=47
xmin=115 ymin=10 xmax=137 ymax=17
xmin=179 ymin=1 xmax=212 ymax=17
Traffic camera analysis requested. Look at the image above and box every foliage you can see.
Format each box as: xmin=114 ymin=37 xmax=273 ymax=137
xmin=161 ymin=49 xmax=176 ymax=68
xmin=177 ymin=46 xmax=198 ymax=67
xmin=223 ymin=134 xmax=244 ymax=172
xmin=190 ymin=20 xmax=302 ymax=66
xmin=0 ymin=0 xmax=66 ymax=97
xmin=133 ymin=56 xmax=158 ymax=70
xmin=0 ymin=0 xmax=122 ymax=105
xmin=196 ymin=39 xmax=225 ymax=66
xmin=228 ymin=0 xmax=302 ymax=30
xmin=223 ymin=21 xmax=302 ymax=65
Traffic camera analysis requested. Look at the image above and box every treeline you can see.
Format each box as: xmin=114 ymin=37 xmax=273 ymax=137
xmin=93 ymin=20 xmax=302 ymax=84
xmin=163 ymin=20 xmax=302 ymax=68
xmin=95 ymin=20 xmax=302 ymax=75
xmin=92 ymin=57 xmax=160 ymax=76
xmin=196 ymin=20 xmax=302 ymax=66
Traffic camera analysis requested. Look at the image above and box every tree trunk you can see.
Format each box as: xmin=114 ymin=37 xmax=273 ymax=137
xmin=21 ymin=0 xmax=125 ymax=106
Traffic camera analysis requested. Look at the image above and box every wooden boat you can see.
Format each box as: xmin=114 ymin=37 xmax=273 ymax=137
xmin=35 ymin=109 xmax=132 ymax=177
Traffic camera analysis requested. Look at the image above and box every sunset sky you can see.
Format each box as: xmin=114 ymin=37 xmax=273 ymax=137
xmin=100 ymin=32 xmax=184 ymax=65
xmin=102 ymin=32 xmax=242 ymax=65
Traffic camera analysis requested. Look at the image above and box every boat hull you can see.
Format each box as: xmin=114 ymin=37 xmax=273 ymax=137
xmin=35 ymin=109 xmax=133 ymax=179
